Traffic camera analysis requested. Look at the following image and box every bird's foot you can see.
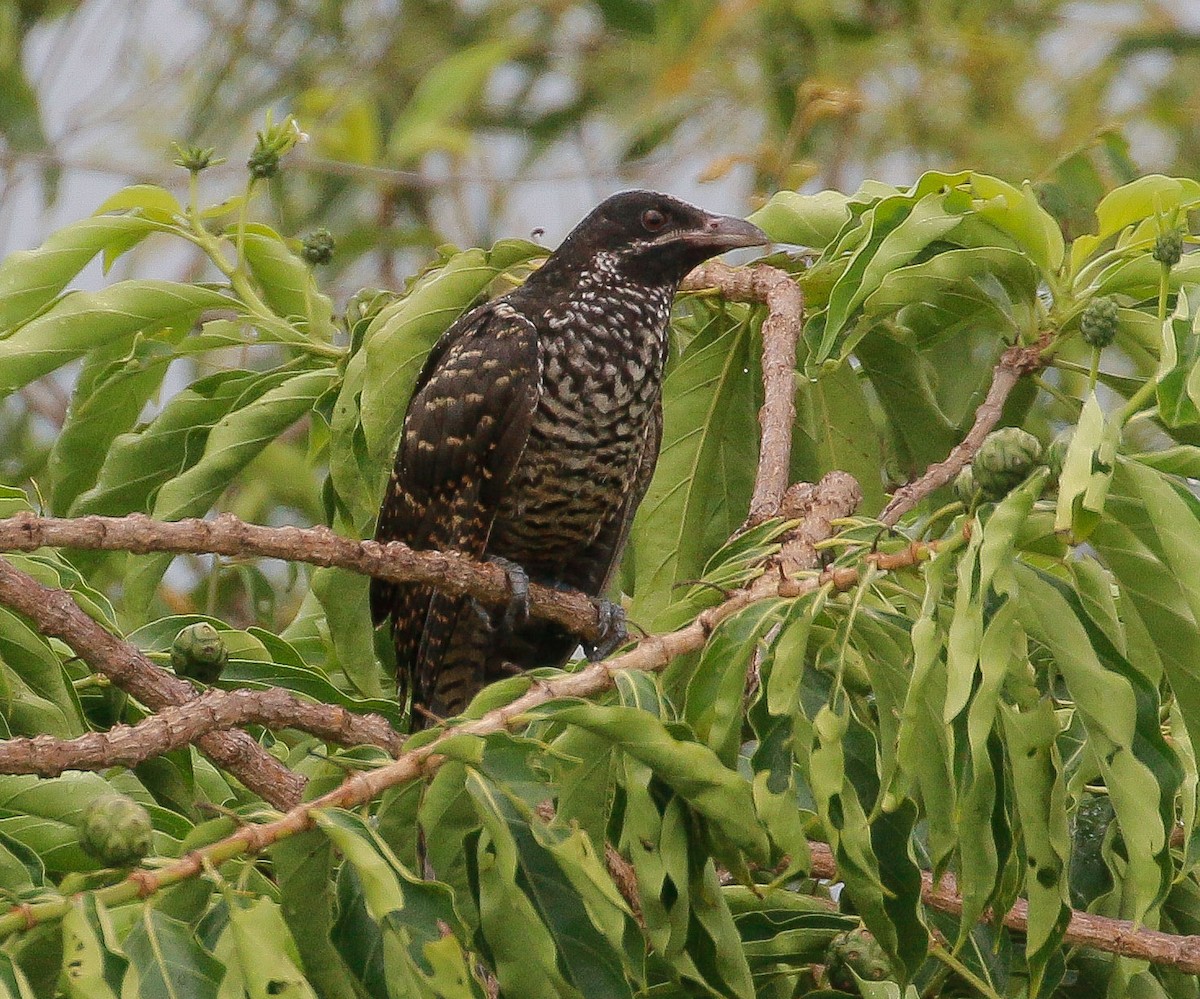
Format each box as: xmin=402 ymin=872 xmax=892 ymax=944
xmin=486 ymin=555 xmax=531 ymax=634
xmin=584 ymin=598 xmax=627 ymax=661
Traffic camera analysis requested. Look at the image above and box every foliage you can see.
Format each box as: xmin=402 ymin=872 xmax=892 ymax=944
xmin=1 ymin=129 xmax=1200 ymax=998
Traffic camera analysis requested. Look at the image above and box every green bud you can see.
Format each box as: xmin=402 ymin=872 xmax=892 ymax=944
xmin=1079 ymin=295 xmax=1119 ymax=349
xmin=172 ymin=142 xmax=225 ymax=174
xmin=301 ymin=228 xmax=336 ymax=266
xmin=80 ymin=794 xmax=153 ymax=867
xmin=973 ymin=427 xmax=1043 ymax=501
xmin=170 ymin=622 xmax=229 ymax=685
xmin=1152 ymin=229 xmax=1184 ymax=267
xmin=825 ymin=926 xmax=895 ymax=993
xmin=247 ymin=113 xmax=306 ymax=180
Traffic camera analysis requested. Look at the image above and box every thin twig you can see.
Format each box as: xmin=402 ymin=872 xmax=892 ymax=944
xmin=880 ymin=344 xmax=1043 ymax=527
xmin=0 ymin=512 xmax=603 ymax=643
xmin=682 ymin=261 xmax=805 ymax=526
xmin=0 ymin=557 xmax=305 ymax=809
xmin=0 ymin=688 xmax=403 ymax=776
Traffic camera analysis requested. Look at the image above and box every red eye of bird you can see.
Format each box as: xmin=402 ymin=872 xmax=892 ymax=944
xmin=641 ymin=208 xmax=667 ymax=232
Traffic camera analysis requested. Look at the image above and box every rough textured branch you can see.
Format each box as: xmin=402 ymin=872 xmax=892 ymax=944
xmin=810 ymin=844 xmax=1200 ymax=975
xmin=0 ymin=688 xmax=403 ymax=776
xmin=0 ymin=557 xmax=305 ymax=809
xmin=880 ymin=343 xmax=1043 ymax=526
xmin=0 ymin=474 xmax=865 ymax=939
xmin=683 ymin=261 xmax=805 ymax=526
xmin=0 ymin=512 xmax=603 ymax=642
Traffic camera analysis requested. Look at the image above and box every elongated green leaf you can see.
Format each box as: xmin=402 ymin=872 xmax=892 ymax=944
xmin=61 ymin=897 xmax=126 ymax=999
xmin=541 ymin=701 xmax=770 ymax=861
xmin=629 ymin=310 xmax=760 ymax=628
xmin=1055 ymin=392 xmax=1117 ymax=539
xmin=1093 ymin=174 xmax=1200 ymax=243
xmin=970 ymin=174 xmax=1064 ymax=275
xmin=124 ymin=367 xmax=337 ymax=612
xmin=217 ymin=897 xmax=318 ymax=999
xmin=0 ymin=215 xmax=161 ymax=331
xmin=999 ymin=700 xmax=1071 ymax=994
xmin=467 ymin=773 xmax=633 ymax=999
xmin=124 ymin=907 xmax=223 ymax=999
xmin=1018 ymin=567 xmax=1180 ymax=924
xmin=0 ymin=281 xmax=233 ymax=396
xmin=0 ymin=604 xmax=85 ymax=738
xmin=241 ymin=225 xmax=335 ymax=338
xmin=0 ymin=952 xmax=35 ymax=999
xmin=310 ymin=568 xmax=381 ymax=698
xmin=1157 ymin=286 xmax=1200 ymax=427
xmin=71 ymin=367 xmax=298 ymax=518
xmin=47 ymin=334 xmax=176 ymax=513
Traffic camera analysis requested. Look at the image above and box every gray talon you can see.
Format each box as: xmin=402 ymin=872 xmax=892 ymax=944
xmin=586 ymin=599 xmax=627 ymax=661
xmin=487 ymin=555 xmax=531 ymax=633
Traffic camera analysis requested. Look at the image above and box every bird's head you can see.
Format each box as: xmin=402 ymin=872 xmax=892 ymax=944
xmin=535 ymin=190 xmax=768 ymax=291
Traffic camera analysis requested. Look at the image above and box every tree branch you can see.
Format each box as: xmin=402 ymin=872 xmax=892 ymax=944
xmin=0 ymin=512 xmax=603 ymax=642
xmin=809 ymin=844 xmax=1200 ymax=975
xmin=0 ymin=557 xmax=306 ymax=809
xmin=879 ymin=343 xmax=1043 ymax=526
xmin=0 ymin=474 xmax=865 ymax=939
xmin=683 ymin=261 xmax=805 ymax=526
xmin=0 ymin=688 xmax=403 ymax=777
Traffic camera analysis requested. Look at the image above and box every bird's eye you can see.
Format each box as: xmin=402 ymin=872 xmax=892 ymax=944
xmin=640 ymin=208 xmax=667 ymax=232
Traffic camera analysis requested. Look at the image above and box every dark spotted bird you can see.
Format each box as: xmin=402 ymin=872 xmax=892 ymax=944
xmin=370 ymin=191 xmax=767 ymax=726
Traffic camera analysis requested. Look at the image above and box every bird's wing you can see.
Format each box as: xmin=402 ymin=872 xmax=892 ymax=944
xmin=370 ymin=302 xmax=541 ymax=710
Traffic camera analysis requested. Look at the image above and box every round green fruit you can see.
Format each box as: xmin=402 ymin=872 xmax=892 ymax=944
xmin=1079 ymin=295 xmax=1118 ymax=349
xmin=825 ymin=926 xmax=895 ymax=993
xmin=170 ymin=622 xmax=229 ymax=685
xmin=80 ymin=794 xmax=152 ymax=867
xmin=972 ymin=427 xmax=1043 ymax=501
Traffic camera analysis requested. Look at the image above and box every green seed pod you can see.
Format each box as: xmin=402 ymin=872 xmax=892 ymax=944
xmin=953 ymin=466 xmax=977 ymax=506
xmin=825 ymin=926 xmax=895 ymax=993
xmin=972 ymin=427 xmax=1043 ymax=501
xmin=1152 ymin=230 xmax=1184 ymax=268
xmin=1079 ymin=295 xmax=1119 ymax=349
xmin=301 ymin=228 xmax=335 ymax=266
xmin=170 ymin=622 xmax=229 ymax=685
xmin=80 ymin=794 xmax=153 ymax=867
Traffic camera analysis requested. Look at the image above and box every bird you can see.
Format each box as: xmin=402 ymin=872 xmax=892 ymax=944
xmin=370 ymin=191 xmax=767 ymax=727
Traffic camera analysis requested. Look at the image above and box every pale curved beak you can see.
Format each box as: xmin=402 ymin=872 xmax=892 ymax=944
xmin=659 ymin=213 xmax=769 ymax=252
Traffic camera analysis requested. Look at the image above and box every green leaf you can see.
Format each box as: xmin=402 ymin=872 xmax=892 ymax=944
xmin=47 ymin=334 xmax=176 ymax=514
xmin=1156 ymin=286 xmax=1200 ymax=427
xmin=123 ymin=367 xmax=337 ymax=612
xmin=123 ymin=908 xmax=224 ymax=999
xmin=0 ymin=281 xmax=234 ymax=397
xmin=1054 ymin=392 xmax=1117 ymax=540
xmin=0 ymin=215 xmax=162 ymax=331
xmin=1093 ymin=174 xmax=1200 ymax=243
xmin=540 ymin=701 xmax=770 ymax=861
xmin=999 ymin=700 xmax=1071 ymax=993
xmin=0 ymin=952 xmax=36 ymax=999
xmin=793 ymin=361 xmax=886 ymax=515
xmin=748 ymin=190 xmax=851 ymax=248
xmin=310 ymin=568 xmax=381 ymax=698
xmin=61 ymin=897 xmax=126 ymax=999
xmin=467 ymin=772 xmax=634 ymax=999
xmin=1018 ymin=567 xmax=1181 ymax=925
xmin=970 ymin=174 xmax=1064 ymax=275
xmin=217 ymin=897 xmax=318 ymax=999
xmin=628 ymin=309 xmax=760 ymax=628
xmin=241 ymin=225 xmax=335 ymax=338
xmin=71 ymin=367 xmax=296 ymax=518
xmin=93 ymin=184 xmax=183 ymax=222
xmin=0 ymin=603 xmax=86 ymax=738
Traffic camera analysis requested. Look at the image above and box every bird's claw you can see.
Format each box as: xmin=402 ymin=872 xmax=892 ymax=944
xmin=487 ymin=555 xmax=531 ymax=634
xmin=585 ymin=598 xmax=627 ymax=661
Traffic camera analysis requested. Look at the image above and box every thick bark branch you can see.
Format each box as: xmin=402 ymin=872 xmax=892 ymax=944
xmin=683 ymin=261 xmax=805 ymax=526
xmin=809 ymin=844 xmax=1200 ymax=974
xmin=0 ymin=512 xmax=603 ymax=642
xmin=880 ymin=343 xmax=1043 ymax=526
xmin=0 ymin=688 xmax=403 ymax=776
xmin=0 ymin=474 xmax=865 ymax=939
xmin=0 ymin=557 xmax=305 ymax=809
